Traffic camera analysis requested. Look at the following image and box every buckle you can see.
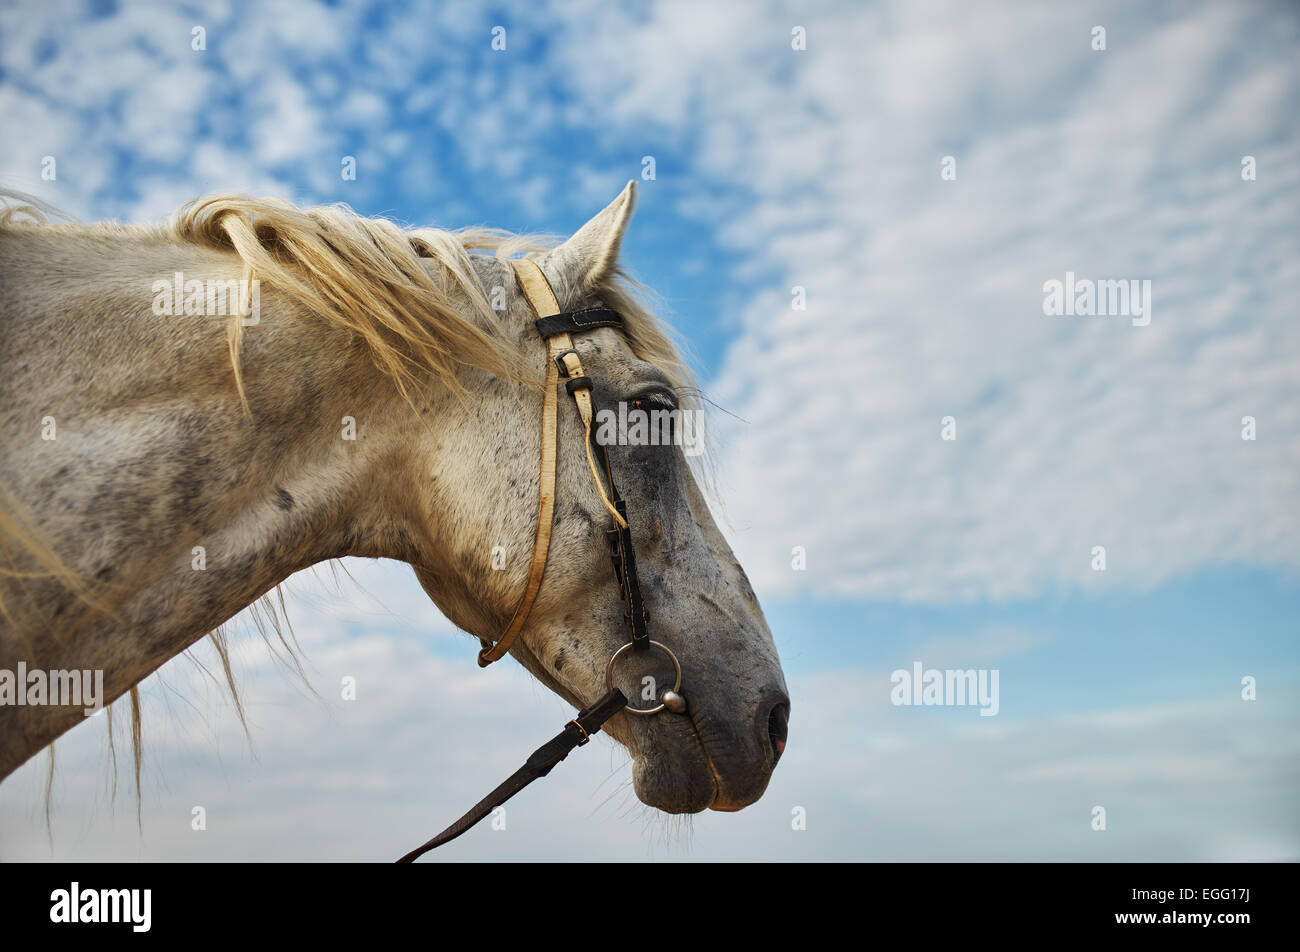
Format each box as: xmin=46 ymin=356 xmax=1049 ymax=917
xmin=554 ymin=350 xmax=580 ymax=377
xmin=565 ymin=719 xmax=591 ymax=745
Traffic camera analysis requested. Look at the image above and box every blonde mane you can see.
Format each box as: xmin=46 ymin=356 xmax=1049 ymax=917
xmin=163 ymin=194 xmax=698 ymax=413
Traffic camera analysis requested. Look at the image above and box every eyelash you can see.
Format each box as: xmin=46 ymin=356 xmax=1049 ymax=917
xmin=630 ymin=394 xmax=678 ymax=412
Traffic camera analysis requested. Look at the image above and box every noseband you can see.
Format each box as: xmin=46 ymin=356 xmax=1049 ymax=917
xmin=397 ymin=258 xmax=684 ymax=862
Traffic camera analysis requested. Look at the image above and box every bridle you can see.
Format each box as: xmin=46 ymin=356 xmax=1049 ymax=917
xmin=396 ymin=258 xmax=685 ymax=862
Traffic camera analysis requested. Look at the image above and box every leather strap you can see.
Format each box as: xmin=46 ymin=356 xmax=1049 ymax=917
xmin=607 ymin=498 xmax=650 ymax=649
xmin=476 ymin=263 xmax=570 ymax=666
xmin=534 ymin=306 xmax=623 ymax=338
xmin=395 ymin=688 xmax=627 ymax=862
xmin=478 ymin=259 xmax=625 ymax=667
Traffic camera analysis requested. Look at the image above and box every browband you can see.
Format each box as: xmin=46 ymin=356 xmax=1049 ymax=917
xmin=534 ymin=306 xmax=624 ymax=338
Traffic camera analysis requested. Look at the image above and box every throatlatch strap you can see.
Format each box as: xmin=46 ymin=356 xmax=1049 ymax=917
xmin=477 ymin=259 xmax=625 ymax=667
xmin=477 ymin=261 xmax=568 ymax=666
xmin=395 ymin=688 xmax=627 ymax=862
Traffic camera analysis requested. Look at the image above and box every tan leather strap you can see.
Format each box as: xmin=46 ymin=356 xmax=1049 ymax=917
xmin=478 ymin=259 xmax=624 ymax=667
xmin=478 ymin=260 xmax=566 ymax=666
xmin=512 ymin=259 xmax=625 ymax=529
xmin=514 ymin=255 xmax=563 ymax=321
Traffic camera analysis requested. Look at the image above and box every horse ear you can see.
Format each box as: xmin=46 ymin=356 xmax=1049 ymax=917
xmin=544 ymin=180 xmax=637 ymax=296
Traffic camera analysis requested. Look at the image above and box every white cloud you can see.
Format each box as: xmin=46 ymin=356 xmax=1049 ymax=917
xmin=540 ymin=0 xmax=1300 ymax=602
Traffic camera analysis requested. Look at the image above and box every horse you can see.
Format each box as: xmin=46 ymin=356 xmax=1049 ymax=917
xmin=0 ymin=181 xmax=789 ymax=845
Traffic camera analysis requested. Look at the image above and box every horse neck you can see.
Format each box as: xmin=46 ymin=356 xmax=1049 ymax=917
xmin=0 ymin=226 xmax=428 ymax=776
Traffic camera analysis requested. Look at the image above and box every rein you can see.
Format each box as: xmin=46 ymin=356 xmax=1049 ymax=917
xmin=396 ymin=258 xmax=684 ymax=862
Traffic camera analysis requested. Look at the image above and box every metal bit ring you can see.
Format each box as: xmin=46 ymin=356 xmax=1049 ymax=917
xmin=605 ymin=641 xmax=682 ymax=715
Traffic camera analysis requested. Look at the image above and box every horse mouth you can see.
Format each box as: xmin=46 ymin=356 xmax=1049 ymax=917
xmin=628 ymin=702 xmax=774 ymax=815
xmin=693 ymin=694 xmax=789 ymax=813
xmin=708 ymin=797 xmax=749 ymax=812
xmin=513 ymin=635 xmax=784 ymax=815
xmin=631 ymin=751 xmax=718 ymax=814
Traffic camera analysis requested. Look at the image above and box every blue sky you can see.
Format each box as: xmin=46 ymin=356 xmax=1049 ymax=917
xmin=0 ymin=0 xmax=1297 ymax=860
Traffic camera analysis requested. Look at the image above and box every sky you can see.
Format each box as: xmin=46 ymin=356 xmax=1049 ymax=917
xmin=0 ymin=0 xmax=1297 ymax=861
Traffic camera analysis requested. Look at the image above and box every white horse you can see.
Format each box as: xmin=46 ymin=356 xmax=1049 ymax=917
xmin=0 ymin=182 xmax=789 ymax=835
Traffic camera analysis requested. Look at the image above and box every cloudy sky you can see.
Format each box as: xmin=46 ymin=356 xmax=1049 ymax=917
xmin=1 ymin=0 xmax=1296 ymax=861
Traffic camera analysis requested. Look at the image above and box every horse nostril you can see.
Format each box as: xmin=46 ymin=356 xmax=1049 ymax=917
xmin=767 ymin=702 xmax=789 ymax=765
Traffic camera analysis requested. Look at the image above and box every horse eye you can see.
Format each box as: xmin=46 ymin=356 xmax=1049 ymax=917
xmin=631 ymin=390 xmax=678 ymax=412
